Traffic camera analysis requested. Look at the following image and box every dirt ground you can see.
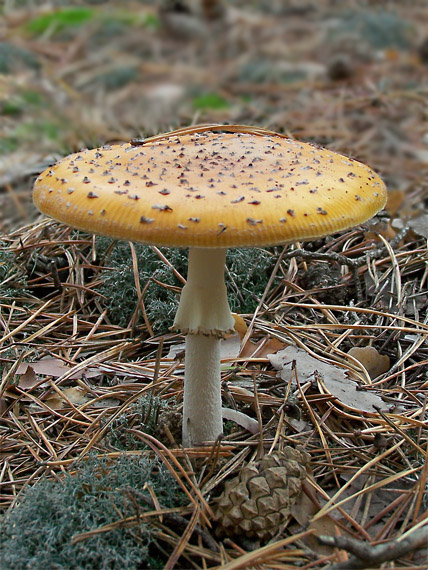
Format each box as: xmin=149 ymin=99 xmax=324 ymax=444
xmin=1 ymin=1 xmax=427 ymax=569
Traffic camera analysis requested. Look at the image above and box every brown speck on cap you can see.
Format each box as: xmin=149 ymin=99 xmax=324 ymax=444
xmin=140 ymin=215 xmax=154 ymax=224
xmin=33 ymin=125 xmax=387 ymax=248
xmin=152 ymin=204 xmax=173 ymax=211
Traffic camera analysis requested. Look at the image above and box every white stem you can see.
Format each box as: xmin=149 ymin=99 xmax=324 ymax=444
xmin=173 ymin=248 xmax=235 ymax=336
xmin=183 ymin=334 xmax=223 ymax=447
xmin=174 ymin=248 xmax=234 ymax=447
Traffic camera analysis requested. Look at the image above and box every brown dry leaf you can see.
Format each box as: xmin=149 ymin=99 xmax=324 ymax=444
xmin=240 ymin=336 xmax=285 ymax=359
xmin=167 ymin=333 xmax=242 ymax=361
xmin=44 ymin=387 xmax=88 ymax=410
xmin=335 ymin=473 xmax=413 ymax=525
xmin=348 ymin=346 xmax=390 ymax=379
xmin=290 ymin=491 xmax=349 ymax=561
xmin=365 ymin=220 xmax=397 ymax=241
xmin=16 ymin=357 xmax=100 ymax=380
xmin=17 ymin=365 xmax=38 ymax=388
xmin=220 ymin=333 xmax=242 ymax=360
xmin=91 ymin=397 xmax=122 ymax=409
xmin=385 ymin=188 xmax=406 ymax=216
xmin=0 ymin=397 xmax=8 ymax=415
xmin=268 ymin=346 xmax=387 ymax=414
xmin=230 ymin=312 xmax=247 ymax=340
xmin=408 ymin=214 xmax=428 ymax=239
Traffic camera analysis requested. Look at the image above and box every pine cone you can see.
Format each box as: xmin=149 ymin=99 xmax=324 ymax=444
xmin=212 ymin=447 xmax=309 ymax=543
xmin=156 ymin=407 xmax=182 ymax=445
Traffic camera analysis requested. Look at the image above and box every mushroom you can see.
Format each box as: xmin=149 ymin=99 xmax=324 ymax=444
xmin=32 ymin=124 xmax=387 ymax=447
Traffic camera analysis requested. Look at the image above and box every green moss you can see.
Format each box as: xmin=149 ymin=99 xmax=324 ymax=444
xmin=142 ymin=12 xmax=161 ymax=31
xmin=109 ymin=9 xmax=160 ymax=30
xmin=0 ymin=137 xmax=19 ymax=154
xmin=226 ymin=247 xmax=276 ymax=313
xmin=96 ymin=240 xmax=188 ymax=332
xmin=1 ymin=100 xmax=22 ymax=116
xmin=25 ymin=7 xmax=160 ymax=39
xmin=12 ymin=119 xmax=64 ymax=149
xmin=192 ymin=93 xmax=230 ymax=111
xmin=0 ymin=454 xmax=186 ymax=570
xmin=96 ymin=239 xmax=276 ymax=334
xmin=106 ymin=396 xmax=168 ymax=451
xmin=1 ymin=90 xmax=46 ymax=117
xmin=0 ymin=42 xmax=40 ymax=74
xmin=90 ymin=65 xmax=139 ymax=90
xmin=336 ymin=9 xmax=413 ymax=49
xmin=0 ymin=246 xmax=28 ymax=299
xmin=26 ymin=7 xmax=94 ymax=36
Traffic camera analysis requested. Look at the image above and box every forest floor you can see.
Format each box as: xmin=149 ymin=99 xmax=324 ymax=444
xmin=1 ymin=1 xmax=427 ymax=568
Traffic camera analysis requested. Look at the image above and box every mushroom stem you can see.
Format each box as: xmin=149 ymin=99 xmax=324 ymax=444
xmin=173 ymin=248 xmax=235 ymax=336
xmin=174 ymin=247 xmax=234 ymax=447
xmin=183 ymin=334 xmax=222 ymax=447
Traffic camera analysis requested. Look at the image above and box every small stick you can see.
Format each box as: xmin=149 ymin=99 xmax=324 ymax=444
xmin=317 ymin=525 xmax=428 ymax=569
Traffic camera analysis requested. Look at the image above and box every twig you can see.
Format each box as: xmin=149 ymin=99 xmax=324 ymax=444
xmin=317 ymin=526 xmax=428 ymax=569
xmin=282 ymin=225 xmax=410 ymax=301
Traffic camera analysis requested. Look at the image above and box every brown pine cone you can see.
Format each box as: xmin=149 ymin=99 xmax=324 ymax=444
xmin=212 ymin=446 xmax=309 ymax=543
xmin=156 ymin=407 xmax=182 ymax=445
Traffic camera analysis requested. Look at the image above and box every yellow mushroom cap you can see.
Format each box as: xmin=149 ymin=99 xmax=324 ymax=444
xmin=33 ymin=125 xmax=387 ymax=247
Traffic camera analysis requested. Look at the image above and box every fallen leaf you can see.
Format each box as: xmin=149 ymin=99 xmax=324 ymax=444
xmin=16 ymin=358 xmax=100 ymax=380
xmin=392 ymin=213 xmax=428 ymax=239
xmin=408 ymin=214 xmax=428 ymax=239
xmin=268 ymin=346 xmax=387 ymax=414
xmin=385 ymin=188 xmax=405 ymax=216
xmin=44 ymin=387 xmax=88 ymax=410
xmin=17 ymin=365 xmax=38 ymax=388
xmin=91 ymin=397 xmax=121 ymax=409
xmin=290 ymin=490 xmax=350 ymax=561
xmin=364 ymin=220 xmax=397 ymax=241
xmin=240 ymin=336 xmax=285 ymax=359
xmin=0 ymin=397 xmax=8 ymax=415
xmin=220 ymin=333 xmax=242 ymax=360
xmin=348 ymin=346 xmax=390 ymax=379
xmin=230 ymin=313 xmax=247 ymax=340
xmin=166 ymin=343 xmax=185 ymax=359
xmin=167 ymin=333 xmax=242 ymax=361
